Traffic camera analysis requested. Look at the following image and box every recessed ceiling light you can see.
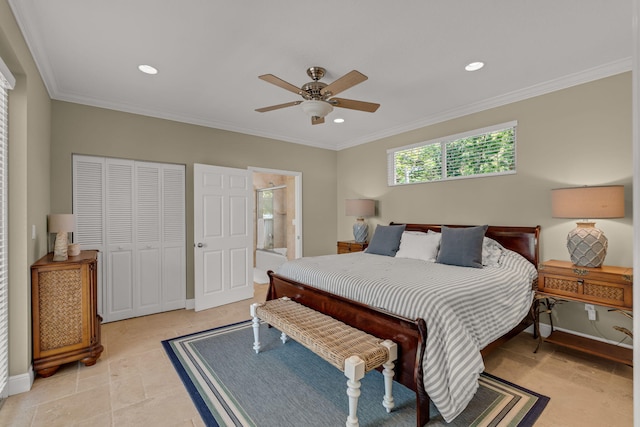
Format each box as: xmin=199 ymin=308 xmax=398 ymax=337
xmin=138 ymin=64 xmax=158 ymax=75
xmin=465 ymin=61 xmax=484 ymax=72
xmin=333 ymin=118 xmax=345 ymax=123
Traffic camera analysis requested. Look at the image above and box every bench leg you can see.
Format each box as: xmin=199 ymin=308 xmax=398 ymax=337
xmin=380 ymin=340 xmax=398 ymax=413
xmin=344 ymin=355 xmax=365 ymax=427
xmin=280 ymin=332 xmax=289 ymax=344
xmin=250 ymin=303 xmax=262 ymax=354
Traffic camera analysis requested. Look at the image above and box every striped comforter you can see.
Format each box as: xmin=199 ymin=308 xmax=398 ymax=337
xmin=276 ymin=249 xmax=537 ymax=422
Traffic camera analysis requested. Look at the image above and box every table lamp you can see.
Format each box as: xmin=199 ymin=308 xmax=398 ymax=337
xmin=551 ymin=185 xmax=624 ymax=267
xmin=48 ymin=214 xmax=76 ymax=261
xmin=345 ymin=199 xmax=375 ymax=243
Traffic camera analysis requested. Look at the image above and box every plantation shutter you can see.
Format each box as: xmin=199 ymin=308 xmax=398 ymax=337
xmin=0 ymin=56 xmax=16 ymax=400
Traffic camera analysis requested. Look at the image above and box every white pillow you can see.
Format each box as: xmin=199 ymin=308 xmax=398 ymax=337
xmin=395 ymin=231 xmax=441 ymax=262
xmin=482 ymin=237 xmax=504 ymax=266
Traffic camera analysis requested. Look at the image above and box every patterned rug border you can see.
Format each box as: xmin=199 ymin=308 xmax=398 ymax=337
xmin=162 ymin=320 xmax=549 ymax=427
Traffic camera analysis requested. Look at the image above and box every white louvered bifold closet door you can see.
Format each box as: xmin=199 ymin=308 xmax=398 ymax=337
xmin=0 ymin=56 xmax=15 ymax=401
xmin=106 ymin=159 xmax=135 ymax=321
xmin=73 ymin=156 xmax=106 ymax=316
xmin=161 ymin=164 xmax=186 ymax=311
xmin=73 ymin=155 xmax=186 ymax=322
xmin=135 ymin=162 xmax=162 ymax=316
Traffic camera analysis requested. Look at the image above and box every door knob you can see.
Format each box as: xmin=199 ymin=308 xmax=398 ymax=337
xmin=196 ymin=242 xmax=204 ymax=248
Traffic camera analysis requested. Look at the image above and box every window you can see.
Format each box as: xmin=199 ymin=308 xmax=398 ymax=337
xmin=387 ymin=121 xmax=517 ymax=186
xmin=0 ymin=56 xmax=15 ymax=401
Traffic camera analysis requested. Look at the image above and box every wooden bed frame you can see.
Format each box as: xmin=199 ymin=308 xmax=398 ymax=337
xmin=266 ymin=223 xmax=540 ymax=427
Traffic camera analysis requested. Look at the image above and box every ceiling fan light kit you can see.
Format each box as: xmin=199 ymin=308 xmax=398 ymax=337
xmin=256 ymin=66 xmax=380 ymax=125
xmin=300 ymin=100 xmax=333 ymax=119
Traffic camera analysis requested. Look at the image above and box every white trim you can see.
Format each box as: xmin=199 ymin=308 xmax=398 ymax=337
xmin=8 ymin=366 xmax=34 ymax=396
xmin=185 ymin=299 xmax=195 ymax=310
xmin=386 ymin=120 xmax=518 ymax=155
xmin=338 ymin=59 xmax=631 ymax=151
xmin=0 ymin=57 xmax=15 ymax=90
xmin=248 ymin=166 xmax=303 ymax=259
xmin=7 ymin=0 xmax=630 ymax=153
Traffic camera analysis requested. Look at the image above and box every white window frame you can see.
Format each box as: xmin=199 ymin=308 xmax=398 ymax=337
xmin=387 ymin=120 xmax=518 ymax=186
xmin=0 ymin=55 xmax=16 ymax=401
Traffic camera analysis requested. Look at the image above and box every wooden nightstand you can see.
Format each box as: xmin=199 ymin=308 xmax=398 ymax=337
xmin=337 ymin=240 xmax=368 ymax=254
xmin=535 ymin=259 xmax=633 ymax=365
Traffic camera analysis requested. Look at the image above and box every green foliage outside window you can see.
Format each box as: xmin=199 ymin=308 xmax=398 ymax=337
xmin=391 ymin=126 xmax=515 ymax=185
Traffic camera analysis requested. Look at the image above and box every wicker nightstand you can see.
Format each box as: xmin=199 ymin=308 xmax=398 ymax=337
xmin=535 ymin=259 xmax=633 ymax=365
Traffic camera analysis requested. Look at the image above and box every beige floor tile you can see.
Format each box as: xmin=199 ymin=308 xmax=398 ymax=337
xmin=0 ymin=283 xmax=632 ymax=426
xmin=31 ymin=384 xmax=111 ymax=427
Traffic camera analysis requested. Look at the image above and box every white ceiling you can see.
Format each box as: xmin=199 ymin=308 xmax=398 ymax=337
xmin=8 ymin=1 xmax=632 ymax=151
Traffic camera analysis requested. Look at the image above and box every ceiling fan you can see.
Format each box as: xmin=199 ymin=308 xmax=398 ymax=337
xmin=255 ymin=66 xmax=380 ymax=125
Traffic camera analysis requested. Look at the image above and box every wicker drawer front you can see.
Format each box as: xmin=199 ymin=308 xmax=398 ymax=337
xmin=582 ymin=281 xmax=626 ymax=305
xmin=543 ymin=276 xmax=580 ymax=294
xmin=539 ymin=273 xmax=631 ymax=309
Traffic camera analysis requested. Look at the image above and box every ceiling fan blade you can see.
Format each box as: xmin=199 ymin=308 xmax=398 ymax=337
xmin=255 ymin=101 xmax=302 ymax=113
xmin=331 ymin=98 xmax=380 ymax=113
xmin=258 ymin=74 xmax=303 ymax=95
xmin=311 ymin=116 xmax=325 ymax=125
xmin=320 ymin=70 xmax=367 ymax=97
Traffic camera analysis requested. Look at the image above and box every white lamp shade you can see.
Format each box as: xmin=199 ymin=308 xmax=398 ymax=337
xmin=48 ymin=214 xmax=76 ymax=233
xmin=300 ymin=100 xmax=333 ymax=118
xmin=345 ymin=199 xmax=375 ymax=218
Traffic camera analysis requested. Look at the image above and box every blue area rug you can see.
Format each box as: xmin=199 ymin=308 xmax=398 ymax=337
xmin=162 ymin=320 xmax=549 ymax=426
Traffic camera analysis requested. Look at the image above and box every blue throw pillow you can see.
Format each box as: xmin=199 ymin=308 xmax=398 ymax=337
xmin=436 ymin=225 xmax=488 ymax=268
xmin=365 ymin=224 xmax=406 ymax=256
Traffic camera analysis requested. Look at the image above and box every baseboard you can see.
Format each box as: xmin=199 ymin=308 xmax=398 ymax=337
xmin=523 ymin=324 xmax=633 ymax=350
xmin=8 ymin=366 xmax=34 ymax=395
xmin=185 ymin=299 xmax=195 ymax=310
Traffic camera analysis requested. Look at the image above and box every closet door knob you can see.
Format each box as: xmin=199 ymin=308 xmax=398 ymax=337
xmin=196 ymin=242 xmax=204 ymax=248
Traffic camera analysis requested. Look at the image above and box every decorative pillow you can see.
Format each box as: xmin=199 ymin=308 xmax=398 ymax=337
xmin=436 ymin=225 xmax=488 ymax=268
xmin=482 ymin=237 xmax=504 ymax=267
xmin=365 ymin=224 xmax=406 ymax=256
xmin=395 ymin=231 xmax=441 ymax=262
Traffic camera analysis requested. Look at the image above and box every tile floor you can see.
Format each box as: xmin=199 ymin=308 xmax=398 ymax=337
xmin=0 ymin=283 xmax=633 ymax=426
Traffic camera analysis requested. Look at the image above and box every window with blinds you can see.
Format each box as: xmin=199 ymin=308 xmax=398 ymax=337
xmin=0 ymin=56 xmax=16 ymax=400
xmin=387 ymin=121 xmax=517 ymax=186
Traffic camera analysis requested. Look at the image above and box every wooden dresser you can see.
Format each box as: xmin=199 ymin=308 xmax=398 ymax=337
xmin=31 ymin=251 xmax=104 ymax=377
xmin=337 ymin=240 xmax=368 ymax=254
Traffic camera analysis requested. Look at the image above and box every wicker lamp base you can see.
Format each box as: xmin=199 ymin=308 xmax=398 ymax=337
xmin=566 ymin=222 xmax=608 ymax=268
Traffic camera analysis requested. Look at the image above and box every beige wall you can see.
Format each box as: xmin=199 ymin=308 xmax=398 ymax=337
xmin=1 ymin=0 xmax=634 ymax=385
xmin=337 ymin=72 xmax=633 ymax=341
xmin=50 ymin=101 xmax=338 ymax=299
xmin=1 ymin=0 xmax=52 ymax=378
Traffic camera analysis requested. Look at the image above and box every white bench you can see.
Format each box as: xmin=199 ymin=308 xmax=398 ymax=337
xmin=250 ymin=297 xmax=397 ymax=427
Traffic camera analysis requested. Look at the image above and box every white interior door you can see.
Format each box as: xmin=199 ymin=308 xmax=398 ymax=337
xmin=194 ymin=164 xmax=254 ymax=311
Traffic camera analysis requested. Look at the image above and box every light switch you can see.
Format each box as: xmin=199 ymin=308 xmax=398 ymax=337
xmin=32 ymin=224 xmax=36 ymax=240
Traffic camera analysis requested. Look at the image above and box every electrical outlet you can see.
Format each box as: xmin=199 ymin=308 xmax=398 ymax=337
xmin=588 ymin=309 xmax=597 ymax=321
xmin=584 ymin=304 xmax=595 ymax=311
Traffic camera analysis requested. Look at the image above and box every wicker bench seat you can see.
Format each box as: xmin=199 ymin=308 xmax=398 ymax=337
xmin=250 ymin=297 xmax=398 ymax=427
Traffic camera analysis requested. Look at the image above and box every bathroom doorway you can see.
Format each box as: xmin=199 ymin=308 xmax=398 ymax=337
xmin=250 ymin=167 xmax=302 ymax=283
